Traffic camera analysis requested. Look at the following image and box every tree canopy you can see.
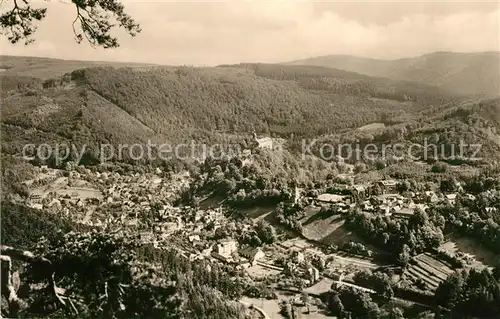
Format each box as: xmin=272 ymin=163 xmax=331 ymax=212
xmin=1 ymin=0 xmax=140 ymax=48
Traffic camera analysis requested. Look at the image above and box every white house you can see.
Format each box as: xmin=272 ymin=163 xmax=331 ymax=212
xmin=238 ymin=247 xmax=265 ymax=265
xmin=215 ymin=239 xmax=238 ymax=259
xmin=425 ymin=191 xmax=439 ymax=203
xmin=252 ymin=132 xmax=273 ymax=149
xmin=292 ymin=250 xmax=305 ymax=264
xmin=378 ymin=180 xmax=398 ymax=194
xmin=446 ymin=194 xmax=458 ymax=205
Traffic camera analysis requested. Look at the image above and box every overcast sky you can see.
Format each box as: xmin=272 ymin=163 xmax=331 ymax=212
xmin=2 ymin=1 xmax=499 ymax=65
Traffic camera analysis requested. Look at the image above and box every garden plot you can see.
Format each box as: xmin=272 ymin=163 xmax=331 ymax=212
xmin=404 ymin=253 xmax=455 ymax=291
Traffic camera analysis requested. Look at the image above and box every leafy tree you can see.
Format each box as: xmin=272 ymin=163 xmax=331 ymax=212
xmin=335 ymin=287 xmax=381 ymax=319
xmin=431 ymin=162 xmax=448 ymax=173
xmin=254 ymin=220 xmax=276 ymax=245
xmin=435 ymin=268 xmax=500 ymax=318
xmin=1 ymin=229 xmax=247 ymax=318
xmin=1 ymin=0 xmax=140 ymax=47
xmin=279 ymin=300 xmax=293 ymax=319
xmin=494 ymin=261 xmax=500 ymax=280
xmin=375 ymin=160 xmax=386 ymax=170
xmin=1 ymin=202 xmax=79 ymax=249
xmin=396 ymin=180 xmax=411 ymax=193
xmin=24 ymin=231 xmax=160 ymax=318
xmin=388 ymin=307 xmax=405 ymax=319
xmin=440 ymin=177 xmax=458 ymax=193
xmin=353 ymin=270 xmax=394 ymax=302
xmin=397 ymin=244 xmax=411 ymax=267
xmin=344 ymin=205 xmax=446 ymax=262
xmin=326 ymin=293 xmax=344 ymax=315
xmin=434 ymin=271 xmax=465 ymax=310
xmin=354 ymin=163 xmax=367 ymax=174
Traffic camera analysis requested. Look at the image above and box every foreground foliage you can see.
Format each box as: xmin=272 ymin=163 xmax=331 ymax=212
xmin=1 ymin=227 xmax=246 ymax=318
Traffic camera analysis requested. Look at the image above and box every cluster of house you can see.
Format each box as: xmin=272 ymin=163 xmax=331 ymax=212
xmin=171 ymin=231 xmax=324 ymax=287
xmin=98 ymin=170 xmax=190 ymax=204
xmin=27 ymin=165 xmax=492 ymax=301
xmin=278 ymin=240 xmax=326 ymax=285
xmin=211 ymin=238 xmax=266 ymax=267
xmin=312 ymin=179 xmax=461 ymax=218
xmin=158 ymin=234 xmax=270 ymax=271
xmin=285 ymin=249 xmax=322 ymax=284
xmin=24 ymin=168 xmax=193 ymax=229
xmin=125 ymin=204 xmax=241 ymax=248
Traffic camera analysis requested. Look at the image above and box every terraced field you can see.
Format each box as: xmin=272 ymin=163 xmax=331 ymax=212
xmin=405 ymin=253 xmax=455 ymax=291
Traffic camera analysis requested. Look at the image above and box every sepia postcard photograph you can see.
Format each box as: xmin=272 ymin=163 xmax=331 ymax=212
xmin=1 ymin=1 xmax=499 ymax=318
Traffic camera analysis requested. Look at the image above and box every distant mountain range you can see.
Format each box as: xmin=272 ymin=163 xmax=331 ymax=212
xmin=0 ymin=55 xmax=157 ymax=79
xmin=285 ymin=52 xmax=500 ymax=97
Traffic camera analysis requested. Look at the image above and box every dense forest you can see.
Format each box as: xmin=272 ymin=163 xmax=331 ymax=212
xmin=76 ymin=65 xmax=427 ymax=137
xmin=3 ymin=63 xmax=498 ymax=167
xmin=435 ymin=267 xmax=500 ymax=318
xmin=0 ymin=62 xmax=458 ymax=155
xmin=181 ymin=147 xmax=342 ymax=207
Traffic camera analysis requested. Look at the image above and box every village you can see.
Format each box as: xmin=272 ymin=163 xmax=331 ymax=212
xmin=16 ymin=155 xmax=498 ymax=319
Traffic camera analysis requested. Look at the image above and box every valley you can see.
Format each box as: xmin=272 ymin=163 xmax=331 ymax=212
xmin=1 ymin=54 xmax=500 ymax=319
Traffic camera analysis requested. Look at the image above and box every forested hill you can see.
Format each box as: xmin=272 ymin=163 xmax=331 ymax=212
xmin=285 ymin=52 xmax=500 ymax=97
xmin=2 ymin=60 xmax=457 ymax=139
xmin=1 ymin=57 xmax=496 ymax=166
xmin=221 ymin=63 xmax=456 ymax=105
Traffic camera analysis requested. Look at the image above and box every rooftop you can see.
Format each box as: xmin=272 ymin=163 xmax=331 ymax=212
xmin=317 ymin=194 xmax=347 ymax=203
xmin=239 ymin=246 xmax=262 ymax=259
xmin=392 ymin=207 xmax=415 ymax=216
xmin=352 ymin=185 xmax=366 ymax=192
xmin=379 ymin=180 xmax=398 ymax=186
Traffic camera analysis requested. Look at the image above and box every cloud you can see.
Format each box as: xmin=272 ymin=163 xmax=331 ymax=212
xmin=1 ymin=1 xmax=498 ymax=65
